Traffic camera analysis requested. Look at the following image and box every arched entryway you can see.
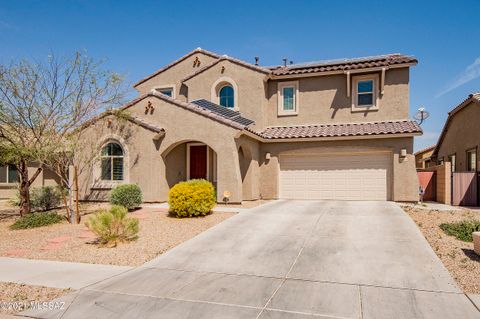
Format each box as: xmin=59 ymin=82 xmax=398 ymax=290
xmin=163 ymin=140 xmax=218 ymax=188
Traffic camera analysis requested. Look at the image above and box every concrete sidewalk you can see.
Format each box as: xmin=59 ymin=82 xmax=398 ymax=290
xmin=0 ymin=257 xmax=132 ymax=289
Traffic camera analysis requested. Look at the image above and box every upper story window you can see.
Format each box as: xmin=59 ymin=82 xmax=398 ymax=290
xmin=467 ymin=148 xmax=477 ymax=172
xmin=101 ymin=142 xmax=124 ymax=181
xmin=277 ymin=81 xmax=299 ymax=116
xmin=153 ymin=85 xmax=175 ymax=98
xmin=352 ymin=75 xmax=379 ymax=112
xmin=219 ymin=85 xmax=234 ymax=108
xmin=0 ymin=165 xmax=19 ymax=184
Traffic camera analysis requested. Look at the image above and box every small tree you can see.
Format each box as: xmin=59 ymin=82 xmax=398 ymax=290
xmin=0 ymin=52 xmax=126 ymax=218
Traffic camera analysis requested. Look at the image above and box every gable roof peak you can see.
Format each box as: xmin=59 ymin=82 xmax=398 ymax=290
xmin=133 ymin=48 xmax=221 ymax=88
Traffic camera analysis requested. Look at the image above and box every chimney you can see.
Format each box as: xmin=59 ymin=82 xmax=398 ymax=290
xmin=283 ymin=58 xmax=288 ymax=67
xmin=254 ymin=56 xmax=259 ymax=66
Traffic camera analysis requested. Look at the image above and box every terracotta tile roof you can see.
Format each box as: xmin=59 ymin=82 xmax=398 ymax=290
xmin=270 ymin=54 xmax=417 ymax=76
xmin=128 ymin=116 xmax=164 ymax=133
xmin=80 ymin=109 xmax=165 ymax=133
xmin=248 ymin=120 xmax=422 ymax=140
xmin=133 ymin=48 xmax=220 ymax=87
xmin=182 ymin=55 xmax=271 ymax=83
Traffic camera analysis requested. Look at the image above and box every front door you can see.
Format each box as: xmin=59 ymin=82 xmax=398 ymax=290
xmin=189 ymin=145 xmax=207 ymax=179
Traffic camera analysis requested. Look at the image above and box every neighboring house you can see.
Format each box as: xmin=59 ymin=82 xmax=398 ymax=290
xmin=78 ymin=48 xmax=422 ymax=203
xmin=433 ymin=93 xmax=480 ymax=172
xmin=415 ymin=145 xmax=436 ymax=169
xmin=0 ymin=164 xmax=60 ymax=199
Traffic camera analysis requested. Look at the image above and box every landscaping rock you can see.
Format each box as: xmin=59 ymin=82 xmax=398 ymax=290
xmin=474 ymin=232 xmax=480 ymax=256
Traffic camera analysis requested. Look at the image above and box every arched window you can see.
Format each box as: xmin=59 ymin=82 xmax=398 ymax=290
xmin=101 ymin=142 xmax=124 ymax=181
xmin=219 ymin=85 xmax=234 ymax=108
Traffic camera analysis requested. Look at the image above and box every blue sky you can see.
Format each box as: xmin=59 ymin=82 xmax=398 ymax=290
xmin=1 ymin=0 xmax=479 ymax=151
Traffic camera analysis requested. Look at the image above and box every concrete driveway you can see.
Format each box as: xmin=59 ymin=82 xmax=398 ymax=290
xmin=24 ymin=201 xmax=479 ymax=319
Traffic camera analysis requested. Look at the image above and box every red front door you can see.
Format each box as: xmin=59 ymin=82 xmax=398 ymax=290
xmin=189 ymin=145 xmax=207 ymax=179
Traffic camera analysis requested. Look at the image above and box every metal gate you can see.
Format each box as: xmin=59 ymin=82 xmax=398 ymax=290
xmin=452 ymin=172 xmax=478 ymax=206
xmin=418 ymin=171 xmax=436 ymax=201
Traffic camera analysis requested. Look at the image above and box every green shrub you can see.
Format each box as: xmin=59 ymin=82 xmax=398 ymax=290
xmin=9 ymin=186 xmax=64 ymax=211
xmin=440 ymin=220 xmax=480 ymax=242
xmin=168 ymin=179 xmax=216 ymax=217
xmin=110 ymin=184 xmax=142 ymax=210
xmin=10 ymin=212 xmax=63 ymax=230
xmin=31 ymin=186 xmax=64 ymax=211
xmin=85 ymin=205 xmax=139 ymax=247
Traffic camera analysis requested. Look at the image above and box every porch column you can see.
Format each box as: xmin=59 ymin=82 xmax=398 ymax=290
xmin=216 ymin=145 xmax=243 ymax=203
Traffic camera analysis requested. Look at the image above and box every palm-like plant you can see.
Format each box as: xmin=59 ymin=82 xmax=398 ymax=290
xmin=86 ymin=205 xmax=139 ymax=247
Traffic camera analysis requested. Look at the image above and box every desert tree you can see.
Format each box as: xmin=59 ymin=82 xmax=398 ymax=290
xmin=0 ymin=52 xmax=127 ymax=218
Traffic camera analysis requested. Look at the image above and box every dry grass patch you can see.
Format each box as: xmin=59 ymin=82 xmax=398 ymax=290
xmin=0 ymin=207 xmax=234 ymax=266
xmin=0 ymin=282 xmax=70 ymax=315
xmin=403 ymin=205 xmax=480 ymax=293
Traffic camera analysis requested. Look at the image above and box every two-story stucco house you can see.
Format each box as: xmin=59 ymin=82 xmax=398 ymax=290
xmin=77 ymin=48 xmax=422 ymax=203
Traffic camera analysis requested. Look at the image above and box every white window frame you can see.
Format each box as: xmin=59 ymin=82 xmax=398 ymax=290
xmin=0 ymin=165 xmax=18 ymax=184
xmin=352 ymin=74 xmax=379 ymax=112
xmin=277 ymin=81 xmax=299 ymax=116
xmin=100 ymin=142 xmax=125 ymax=182
xmin=466 ymin=148 xmax=477 ymax=172
xmin=211 ymin=77 xmax=239 ymax=111
xmin=152 ymin=85 xmax=176 ymax=98
xmin=186 ymin=142 xmax=210 ymax=181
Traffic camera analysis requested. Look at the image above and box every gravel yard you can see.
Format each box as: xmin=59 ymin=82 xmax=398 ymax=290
xmin=403 ymin=205 xmax=480 ymax=293
xmin=0 ymin=282 xmax=70 ymax=315
xmin=0 ymin=206 xmax=235 ymax=266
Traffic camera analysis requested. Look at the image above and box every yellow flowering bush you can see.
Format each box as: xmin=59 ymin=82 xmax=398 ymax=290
xmin=168 ymin=179 xmax=216 ymax=217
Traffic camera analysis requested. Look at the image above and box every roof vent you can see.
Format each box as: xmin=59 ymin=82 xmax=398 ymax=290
xmin=254 ymin=56 xmax=259 ymax=66
xmin=283 ymin=58 xmax=288 ymax=67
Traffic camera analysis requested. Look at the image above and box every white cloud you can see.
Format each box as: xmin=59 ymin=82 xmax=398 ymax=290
xmin=436 ymin=57 xmax=480 ymax=97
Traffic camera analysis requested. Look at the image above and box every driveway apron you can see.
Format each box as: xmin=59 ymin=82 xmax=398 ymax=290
xmin=23 ymin=200 xmax=479 ymax=319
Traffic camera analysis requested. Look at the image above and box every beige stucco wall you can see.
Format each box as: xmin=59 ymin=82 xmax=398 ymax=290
xmin=77 ymin=96 xmax=245 ymax=203
xmin=134 ymin=52 xmax=218 ymax=101
xmin=0 ymin=164 xmax=61 ymax=199
xmin=436 ymin=101 xmax=480 ymax=171
xmin=257 ymin=136 xmax=418 ymax=202
xmin=423 ymin=163 xmax=451 ymax=205
xmin=184 ymin=60 xmax=268 ymax=130
xmin=266 ymin=68 xmax=410 ymax=127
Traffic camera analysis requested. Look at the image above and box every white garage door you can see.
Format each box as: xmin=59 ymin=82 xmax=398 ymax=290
xmin=279 ymin=152 xmax=391 ymax=201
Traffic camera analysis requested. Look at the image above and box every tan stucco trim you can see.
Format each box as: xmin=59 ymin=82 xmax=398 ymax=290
xmin=210 ymin=76 xmax=239 ymax=111
xmin=351 ymin=74 xmax=380 ymax=112
xmin=277 ymin=81 xmax=299 ymax=116
xmin=151 ymin=84 xmax=176 ymax=98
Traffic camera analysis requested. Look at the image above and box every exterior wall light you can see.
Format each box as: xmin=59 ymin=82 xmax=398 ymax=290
xmin=400 ymin=149 xmax=407 ymax=158
xmin=265 ymin=152 xmax=271 ymax=160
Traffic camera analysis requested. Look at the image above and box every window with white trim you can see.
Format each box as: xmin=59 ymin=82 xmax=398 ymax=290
xmin=278 ymin=81 xmax=299 ymax=115
xmin=101 ymin=143 xmax=124 ymax=181
xmin=448 ymin=154 xmax=456 ymax=172
xmin=352 ymin=75 xmax=378 ymax=111
xmin=155 ymin=87 xmax=174 ymax=97
xmin=0 ymin=165 xmax=19 ymax=184
xmin=467 ymin=149 xmax=477 ymax=172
